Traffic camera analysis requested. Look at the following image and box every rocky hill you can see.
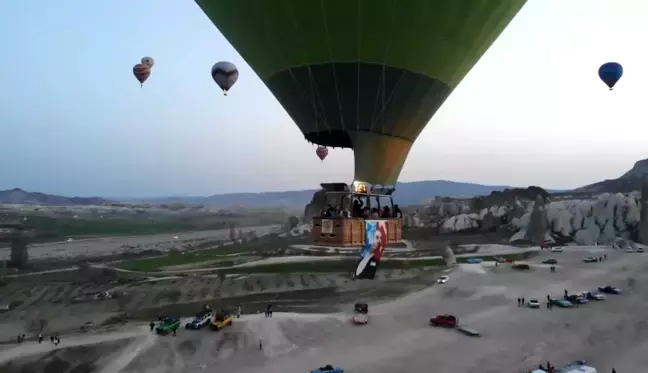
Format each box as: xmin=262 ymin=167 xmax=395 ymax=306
xmin=575 ymin=158 xmax=648 ymax=194
xmin=435 ymin=191 xmax=644 ymax=247
xmin=0 ymin=188 xmax=109 ymax=206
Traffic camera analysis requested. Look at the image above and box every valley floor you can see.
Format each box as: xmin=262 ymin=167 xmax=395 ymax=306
xmin=1 ymin=245 xmax=647 ymax=372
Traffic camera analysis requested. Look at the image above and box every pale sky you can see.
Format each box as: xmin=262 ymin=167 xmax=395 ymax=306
xmin=1 ymin=0 xmax=647 ymax=197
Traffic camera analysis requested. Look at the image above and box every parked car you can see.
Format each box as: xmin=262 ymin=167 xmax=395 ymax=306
xmin=465 ymin=258 xmax=483 ymax=264
xmin=437 ymin=276 xmax=449 ymax=284
xmin=598 ymin=285 xmax=622 ymax=294
xmin=186 ymin=307 xmax=213 ymax=330
xmin=583 ymin=291 xmax=606 ymax=301
xmin=582 ymin=257 xmax=598 ymax=263
xmin=567 ymin=294 xmax=588 ymax=304
xmin=156 ymin=317 xmax=180 ymax=335
xmin=542 ymin=258 xmax=558 ymax=265
xmin=527 ymin=299 xmax=540 ymax=309
xmin=626 ymin=248 xmax=634 ymax=253
xmin=210 ymin=311 xmax=233 ymax=331
xmin=550 ymin=298 xmax=574 ymax=308
xmin=430 ymin=314 xmax=458 ymax=328
xmin=352 ymin=314 xmax=369 ymax=325
xmin=550 ymin=247 xmax=564 ymax=252
xmin=638 ymin=247 xmax=645 ymax=253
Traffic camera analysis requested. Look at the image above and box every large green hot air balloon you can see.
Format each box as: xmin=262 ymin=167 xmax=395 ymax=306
xmin=196 ymin=0 xmax=526 ymax=185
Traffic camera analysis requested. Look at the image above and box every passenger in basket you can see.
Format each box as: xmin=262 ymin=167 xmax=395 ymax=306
xmin=392 ymin=204 xmax=403 ymax=218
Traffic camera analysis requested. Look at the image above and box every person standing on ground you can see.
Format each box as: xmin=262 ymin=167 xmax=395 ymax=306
xmin=38 ymin=333 xmax=43 ymax=344
xmin=50 ymin=335 xmax=54 ymax=343
xmin=149 ymin=321 xmax=155 ymax=331
xmin=517 ymin=298 xmax=521 ymax=307
xmin=522 ymin=297 xmax=525 ymax=305
xmin=259 ymin=338 xmax=263 ymax=350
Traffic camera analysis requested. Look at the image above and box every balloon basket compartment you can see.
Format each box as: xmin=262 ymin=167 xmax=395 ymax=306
xmin=311 ymin=217 xmax=401 ymax=247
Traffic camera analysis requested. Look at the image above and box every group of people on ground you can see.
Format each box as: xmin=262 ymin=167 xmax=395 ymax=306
xmin=528 ymin=364 xmax=616 ymax=373
xmin=17 ymin=332 xmax=62 ymax=345
xmin=23 ymin=332 xmax=61 ymax=345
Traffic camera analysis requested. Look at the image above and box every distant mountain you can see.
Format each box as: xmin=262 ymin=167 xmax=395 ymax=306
xmin=3 ymin=180 xmax=563 ymax=208
xmin=574 ymin=158 xmax=648 ymax=194
xmin=133 ymin=180 xmax=535 ymax=207
xmin=0 ymin=188 xmax=109 ymax=206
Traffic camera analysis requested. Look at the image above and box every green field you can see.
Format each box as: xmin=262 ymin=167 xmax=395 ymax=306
xmin=115 ymin=245 xmax=255 ymax=272
xmin=6 ymin=212 xmax=288 ymax=243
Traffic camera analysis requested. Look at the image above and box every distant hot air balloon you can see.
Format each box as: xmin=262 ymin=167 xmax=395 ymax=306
xmin=196 ymin=0 xmax=526 ymax=185
xmin=133 ymin=63 xmax=151 ymax=87
xmin=141 ymin=56 xmax=155 ymax=69
xmin=316 ymin=146 xmax=328 ymax=161
xmin=211 ymin=61 xmax=238 ymax=95
xmin=599 ymin=62 xmax=623 ymax=90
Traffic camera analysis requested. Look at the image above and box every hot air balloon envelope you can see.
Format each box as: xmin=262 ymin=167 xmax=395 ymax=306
xmin=316 ymin=146 xmax=328 ymax=161
xmin=133 ymin=63 xmax=151 ymax=86
xmin=599 ymin=62 xmax=623 ymax=90
xmin=141 ymin=56 xmax=155 ymax=68
xmin=211 ymin=61 xmax=239 ymax=93
xmin=196 ymin=0 xmax=526 ymax=185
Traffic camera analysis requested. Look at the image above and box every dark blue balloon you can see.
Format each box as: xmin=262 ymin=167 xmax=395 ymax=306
xmin=598 ymin=62 xmax=623 ymax=90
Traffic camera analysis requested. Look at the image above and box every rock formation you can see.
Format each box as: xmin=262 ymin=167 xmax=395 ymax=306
xmin=443 ymin=245 xmax=456 ymax=266
xmin=439 ymin=192 xmax=642 ymax=246
xmin=525 ymin=195 xmax=548 ymax=245
xmin=639 ymin=177 xmax=648 ymax=244
xmin=0 ymin=224 xmax=29 ymax=269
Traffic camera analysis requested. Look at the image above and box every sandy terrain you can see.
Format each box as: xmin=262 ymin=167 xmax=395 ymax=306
xmin=0 ymin=267 xmax=434 ymax=340
xmin=2 ymin=245 xmax=647 ymax=372
xmin=0 ymin=225 xmax=280 ymax=261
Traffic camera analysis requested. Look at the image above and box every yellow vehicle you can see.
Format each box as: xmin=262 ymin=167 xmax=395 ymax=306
xmin=210 ymin=311 xmax=233 ymax=331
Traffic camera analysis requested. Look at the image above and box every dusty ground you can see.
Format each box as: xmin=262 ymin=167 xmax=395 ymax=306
xmin=1 ymin=245 xmax=647 ymax=372
xmin=0 ymin=225 xmax=280 ymax=261
xmin=0 ymin=266 xmax=440 ymax=341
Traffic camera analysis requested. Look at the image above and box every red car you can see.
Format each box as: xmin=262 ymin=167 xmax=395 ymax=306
xmin=430 ymin=314 xmax=457 ymax=328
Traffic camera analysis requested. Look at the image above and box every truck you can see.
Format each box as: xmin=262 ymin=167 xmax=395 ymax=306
xmin=156 ymin=317 xmax=180 ymax=335
xmin=354 ymin=302 xmax=368 ymax=314
xmin=430 ymin=314 xmax=481 ymax=337
xmin=210 ymin=311 xmax=233 ymax=331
